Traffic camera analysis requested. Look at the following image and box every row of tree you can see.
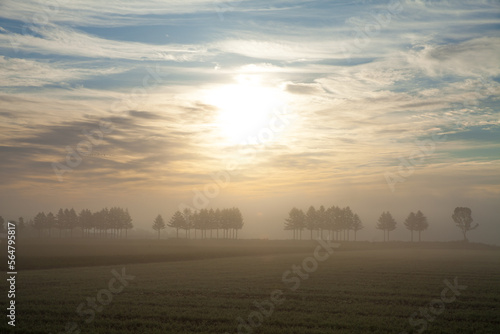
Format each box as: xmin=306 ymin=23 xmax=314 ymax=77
xmin=285 ymin=206 xmax=478 ymax=242
xmin=375 ymin=210 xmax=429 ymax=241
xmin=376 ymin=207 xmax=479 ymax=242
xmin=24 ymin=207 xmax=133 ymax=238
xmin=284 ymin=206 xmax=364 ymax=241
xmin=152 ymin=207 xmax=244 ymax=239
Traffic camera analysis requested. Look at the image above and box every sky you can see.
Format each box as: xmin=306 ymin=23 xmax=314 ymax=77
xmin=0 ymin=0 xmax=499 ymax=243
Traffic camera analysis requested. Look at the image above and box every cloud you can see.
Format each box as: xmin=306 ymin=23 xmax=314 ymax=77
xmin=406 ymin=37 xmax=500 ymax=77
xmin=285 ymin=82 xmax=323 ymax=95
xmin=0 ymin=25 xmax=211 ymax=61
xmin=0 ymin=56 xmax=127 ymax=87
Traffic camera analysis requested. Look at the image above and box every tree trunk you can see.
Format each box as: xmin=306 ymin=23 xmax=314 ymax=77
xmin=176 ymin=228 xmax=179 ymax=238
xmin=310 ymin=229 xmax=313 ymax=240
xmin=411 ymin=230 xmax=413 ymax=242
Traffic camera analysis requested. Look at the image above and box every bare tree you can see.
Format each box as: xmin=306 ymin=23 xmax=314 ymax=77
xmin=452 ymin=207 xmax=477 ymax=242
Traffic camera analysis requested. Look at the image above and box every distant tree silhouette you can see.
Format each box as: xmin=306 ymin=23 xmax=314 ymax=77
xmin=33 ymin=212 xmax=47 ymax=237
xmin=56 ymin=208 xmax=66 ymax=237
xmin=376 ymin=211 xmax=397 ymax=241
xmin=305 ymin=206 xmax=317 ymax=240
xmin=414 ymin=210 xmax=428 ymax=242
xmin=46 ymin=212 xmax=56 ymax=237
xmin=317 ymin=205 xmax=327 ymax=239
xmin=78 ymin=209 xmax=92 ymax=237
xmin=123 ymin=208 xmax=133 ymax=238
xmin=452 ymin=207 xmax=477 ymax=242
xmin=169 ymin=211 xmax=185 ymax=238
xmin=67 ymin=208 xmax=78 ymax=237
xmin=327 ymin=206 xmax=342 ymax=241
xmin=182 ymin=208 xmax=193 ymax=239
xmin=152 ymin=214 xmax=166 ymax=239
xmin=222 ymin=208 xmax=236 ymax=239
xmin=231 ymin=207 xmax=244 ymax=239
xmin=351 ymin=214 xmax=363 ymax=241
xmin=284 ymin=207 xmax=305 ymax=240
xmin=191 ymin=210 xmax=201 ymax=238
xmin=0 ymin=216 xmax=4 ymax=233
xmin=208 ymin=208 xmax=216 ymax=238
xmin=341 ymin=206 xmax=354 ymax=241
xmin=108 ymin=207 xmax=132 ymax=238
xmin=404 ymin=212 xmax=417 ymax=242
xmin=98 ymin=208 xmax=110 ymax=237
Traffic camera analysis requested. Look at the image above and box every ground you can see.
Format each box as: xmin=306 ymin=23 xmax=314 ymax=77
xmin=1 ymin=239 xmax=499 ymax=333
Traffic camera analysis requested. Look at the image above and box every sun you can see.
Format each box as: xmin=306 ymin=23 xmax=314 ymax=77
xmin=206 ymin=78 xmax=287 ymax=145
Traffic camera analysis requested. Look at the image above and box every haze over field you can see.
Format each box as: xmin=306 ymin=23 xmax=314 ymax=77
xmin=0 ymin=1 xmax=499 ymax=244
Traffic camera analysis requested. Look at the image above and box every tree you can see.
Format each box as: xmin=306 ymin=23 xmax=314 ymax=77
xmin=123 ymin=208 xmax=133 ymax=238
xmin=452 ymin=207 xmax=477 ymax=242
xmin=152 ymin=214 xmax=166 ymax=239
xmin=56 ymin=208 xmax=66 ymax=237
xmin=305 ymin=206 xmax=317 ymax=240
xmin=284 ymin=208 xmax=305 ymax=240
xmin=316 ymin=205 xmax=327 ymax=239
xmin=376 ymin=211 xmax=397 ymax=241
xmin=208 ymin=208 xmax=216 ymax=238
xmin=341 ymin=206 xmax=354 ymax=241
xmin=404 ymin=212 xmax=417 ymax=242
xmin=78 ymin=209 xmax=93 ymax=237
xmin=168 ymin=211 xmax=185 ymax=238
xmin=183 ymin=208 xmax=193 ymax=239
xmin=33 ymin=212 xmax=47 ymax=237
xmin=327 ymin=206 xmax=342 ymax=241
xmin=231 ymin=207 xmax=244 ymax=239
xmin=67 ymin=208 xmax=78 ymax=237
xmin=351 ymin=214 xmax=363 ymax=241
xmin=46 ymin=212 xmax=56 ymax=237
xmin=414 ymin=210 xmax=428 ymax=242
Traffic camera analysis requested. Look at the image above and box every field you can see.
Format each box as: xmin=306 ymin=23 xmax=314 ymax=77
xmin=1 ymin=239 xmax=499 ymax=333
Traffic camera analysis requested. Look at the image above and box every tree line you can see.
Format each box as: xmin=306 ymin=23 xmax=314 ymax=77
xmin=284 ymin=206 xmax=478 ymax=242
xmin=284 ymin=205 xmax=364 ymax=241
xmin=0 ymin=206 xmax=478 ymax=242
xmin=2 ymin=207 xmax=133 ymax=238
xmin=152 ymin=207 xmax=244 ymax=239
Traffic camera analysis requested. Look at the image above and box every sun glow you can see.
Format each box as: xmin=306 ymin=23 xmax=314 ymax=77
xmin=206 ymin=77 xmax=287 ymax=145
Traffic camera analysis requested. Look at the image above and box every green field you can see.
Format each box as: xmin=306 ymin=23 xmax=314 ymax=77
xmin=1 ymin=239 xmax=499 ymax=333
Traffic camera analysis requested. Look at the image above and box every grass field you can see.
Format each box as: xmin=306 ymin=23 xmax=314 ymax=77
xmin=1 ymin=239 xmax=499 ymax=333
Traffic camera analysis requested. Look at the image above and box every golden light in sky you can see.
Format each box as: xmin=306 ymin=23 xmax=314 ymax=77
xmin=206 ymin=75 xmax=287 ymax=145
